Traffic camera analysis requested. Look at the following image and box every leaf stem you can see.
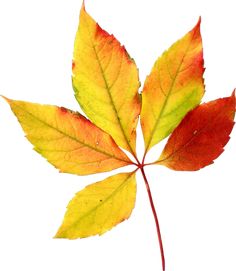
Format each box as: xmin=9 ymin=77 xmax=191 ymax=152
xmin=133 ymin=153 xmax=141 ymax=165
xmin=141 ymin=150 xmax=147 ymax=165
xmin=140 ymin=166 xmax=165 ymax=271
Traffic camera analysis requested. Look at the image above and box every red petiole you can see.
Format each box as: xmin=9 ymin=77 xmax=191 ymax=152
xmin=131 ymin=154 xmax=165 ymax=271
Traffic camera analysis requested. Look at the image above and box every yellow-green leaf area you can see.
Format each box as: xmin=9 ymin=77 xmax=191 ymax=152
xmin=6 ymin=98 xmax=131 ymax=175
xmin=55 ymin=172 xmax=136 ymax=239
xmin=72 ymin=4 xmax=141 ymax=155
xmin=141 ymin=19 xmax=205 ymax=151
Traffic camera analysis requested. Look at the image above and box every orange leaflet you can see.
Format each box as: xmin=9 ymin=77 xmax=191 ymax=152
xmin=72 ymin=3 xmax=141 ymax=155
xmin=157 ymin=92 xmax=235 ymax=171
xmin=141 ymin=18 xmax=204 ymax=152
xmin=4 ymin=98 xmax=131 ymax=175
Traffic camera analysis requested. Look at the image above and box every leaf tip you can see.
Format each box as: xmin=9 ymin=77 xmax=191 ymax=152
xmin=192 ymin=16 xmax=201 ymax=32
xmin=197 ymin=16 xmax=202 ymax=25
xmin=231 ymin=89 xmax=236 ymax=111
xmin=82 ymin=0 xmax=85 ymax=10
xmin=79 ymin=0 xmax=86 ymax=18
xmin=190 ymin=16 xmax=201 ymax=35
xmin=0 ymin=95 xmax=11 ymax=104
xmin=232 ymin=89 xmax=236 ymax=97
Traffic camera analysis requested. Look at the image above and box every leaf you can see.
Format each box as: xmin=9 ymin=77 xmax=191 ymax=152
xmin=4 ymin=98 xmax=132 ymax=175
xmin=141 ymin=18 xmax=205 ymax=152
xmin=157 ymin=92 xmax=235 ymax=171
xmin=55 ymin=172 xmax=136 ymax=239
xmin=72 ymin=4 xmax=141 ymax=155
xmin=2 ymin=5 xmax=236 ymax=270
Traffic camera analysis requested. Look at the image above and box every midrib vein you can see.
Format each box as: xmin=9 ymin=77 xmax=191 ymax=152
xmin=158 ymin=108 xmax=228 ymax=163
xmin=14 ymin=103 xmax=128 ymax=163
xmin=61 ymin=172 xmax=135 ymax=234
xmin=83 ymin=18 xmax=135 ymax=155
xmin=145 ymin=28 xmax=198 ymax=151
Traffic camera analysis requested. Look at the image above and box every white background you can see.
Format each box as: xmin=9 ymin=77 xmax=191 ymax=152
xmin=0 ymin=0 xmax=236 ymax=270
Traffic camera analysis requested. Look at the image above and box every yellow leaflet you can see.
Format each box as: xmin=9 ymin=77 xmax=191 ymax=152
xmin=55 ymin=172 xmax=136 ymax=239
xmin=72 ymin=4 xmax=141 ymax=155
xmin=5 ymin=98 xmax=131 ymax=175
xmin=141 ymin=19 xmax=205 ymax=151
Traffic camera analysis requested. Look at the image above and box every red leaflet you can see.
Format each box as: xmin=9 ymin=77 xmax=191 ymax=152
xmin=157 ymin=92 xmax=235 ymax=171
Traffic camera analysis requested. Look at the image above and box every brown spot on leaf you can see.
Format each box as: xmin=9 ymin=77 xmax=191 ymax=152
xmin=72 ymin=60 xmax=75 ymax=71
xmin=59 ymin=107 xmax=68 ymax=114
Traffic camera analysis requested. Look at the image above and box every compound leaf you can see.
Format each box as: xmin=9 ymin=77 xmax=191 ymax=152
xmin=157 ymin=92 xmax=235 ymax=171
xmin=141 ymin=18 xmax=205 ymax=152
xmin=5 ymin=98 xmax=131 ymax=175
xmin=55 ymin=172 xmax=136 ymax=239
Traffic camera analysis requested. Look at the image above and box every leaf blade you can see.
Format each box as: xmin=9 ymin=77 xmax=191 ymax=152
xmin=157 ymin=92 xmax=235 ymax=171
xmin=5 ymin=98 xmax=132 ymax=175
xmin=141 ymin=18 xmax=205 ymax=151
xmin=72 ymin=4 xmax=141 ymax=154
xmin=55 ymin=172 xmax=136 ymax=239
